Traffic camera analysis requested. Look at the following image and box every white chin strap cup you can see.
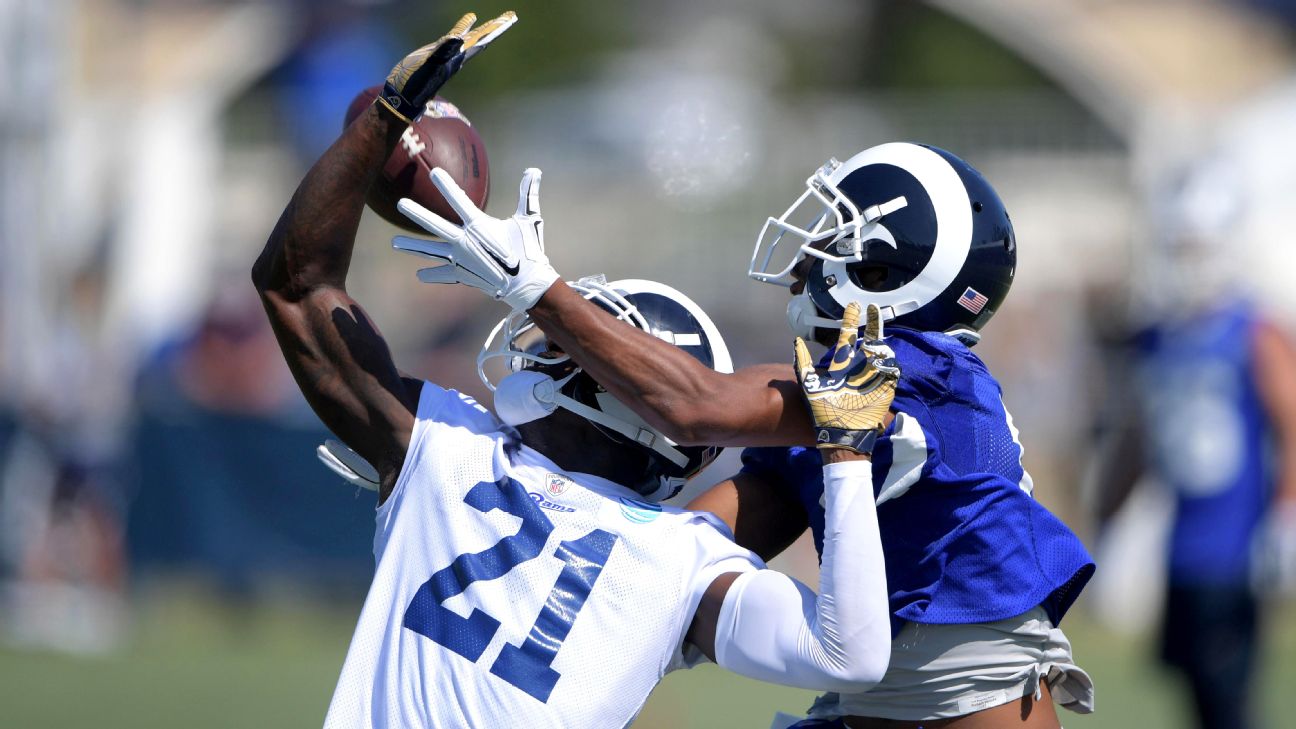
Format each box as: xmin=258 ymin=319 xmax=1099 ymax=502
xmin=493 ymin=369 xmax=570 ymax=426
xmin=787 ymin=293 xmax=925 ymax=340
xmin=493 ymin=369 xmax=691 ymax=469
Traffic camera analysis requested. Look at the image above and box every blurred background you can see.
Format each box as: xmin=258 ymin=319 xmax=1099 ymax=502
xmin=4 ymin=0 xmax=1296 ymax=727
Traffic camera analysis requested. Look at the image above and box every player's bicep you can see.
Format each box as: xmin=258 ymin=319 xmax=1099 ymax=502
xmin=259 ymin=286 xmax=418 ymax=483
xmin=688 ymin=472 xmax=808 ymax=561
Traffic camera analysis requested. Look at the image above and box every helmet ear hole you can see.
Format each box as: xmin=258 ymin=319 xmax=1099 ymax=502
xmin=849 ymin=264 xmax=895 ymax=292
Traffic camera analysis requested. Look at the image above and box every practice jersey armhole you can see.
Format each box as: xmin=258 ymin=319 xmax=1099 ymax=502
xmin=377 ymin=381 xmax=452 ymax=517
xmin=691 ymin=509 xmax=738 ymax=542
xmin=671 ymin=512 xmax=765 ymax=671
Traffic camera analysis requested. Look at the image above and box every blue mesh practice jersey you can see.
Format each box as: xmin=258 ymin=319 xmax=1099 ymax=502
xmin=742 ymin=328 xmax=1094 ymax=634
xmin=1135 ymin=300 xmax=1271 ymax=585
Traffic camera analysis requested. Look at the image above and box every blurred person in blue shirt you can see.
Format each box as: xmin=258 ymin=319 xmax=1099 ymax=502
xmin=1096 ymin=165 xmax=1296 ymax=729
xmin=273 ymin=3 xmax=400 ymax=162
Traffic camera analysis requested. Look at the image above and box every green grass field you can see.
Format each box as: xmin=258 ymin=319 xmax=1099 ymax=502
xmin=3 ymin=587 xmax=1294 ymax=728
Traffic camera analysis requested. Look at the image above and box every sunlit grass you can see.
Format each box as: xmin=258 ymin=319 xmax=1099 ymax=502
xmin=2 ymin=586 xmax=1293 ymax=728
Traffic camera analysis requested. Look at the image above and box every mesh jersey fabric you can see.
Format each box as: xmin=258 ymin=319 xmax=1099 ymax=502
xmin=1135 ymin=299 xmax=1271 ymax=584
xmin=742 ymin=327 xmax=1094 ymax=634
xmin=324 ymin=381 xmax=762 ymax=729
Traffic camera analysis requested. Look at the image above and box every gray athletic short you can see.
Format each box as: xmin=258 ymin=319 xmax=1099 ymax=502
xmin=804 ymin=607 xmax=1095 ymax=722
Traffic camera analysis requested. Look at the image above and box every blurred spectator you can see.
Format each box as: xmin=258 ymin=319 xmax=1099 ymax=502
xmin=0 ymin=267 xmax=127 ymax=654
xmin=127 ymin=282 xmax=376 ymax=597
xmin=138 ymin=283 xmax=299 ymax=418
xmin=1094 ymin=165 xmax=1296 ymax=729
xmin=273 ymin=2 xmax=399 ymax=162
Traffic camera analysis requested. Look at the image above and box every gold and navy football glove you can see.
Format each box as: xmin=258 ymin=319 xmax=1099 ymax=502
xmin=794 ymin=302 xmax=899 ymax=455
xmin=378 ymin=11 xmax=518 ymax=123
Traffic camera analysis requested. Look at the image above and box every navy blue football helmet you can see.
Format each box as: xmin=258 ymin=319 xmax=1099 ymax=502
xmin=480 ymin=276 xmax=732 ymax=501
xmin=749 ymin=143 xmax=1016 ymax=345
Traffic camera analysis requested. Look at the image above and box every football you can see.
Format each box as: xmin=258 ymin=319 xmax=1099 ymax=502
xmin=344 ymin=85 xmax=490 ymax=232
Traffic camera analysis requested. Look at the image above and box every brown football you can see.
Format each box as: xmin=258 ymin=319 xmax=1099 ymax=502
xmin=344 ymin=85 xmax=490 ymax=232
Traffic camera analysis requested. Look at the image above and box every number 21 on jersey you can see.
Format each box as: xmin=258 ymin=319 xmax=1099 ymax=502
xmin=403 ymin=474 xmax=619 ymax=702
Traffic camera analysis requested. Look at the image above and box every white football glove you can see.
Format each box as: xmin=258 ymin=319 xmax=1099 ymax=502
xmin=393 ymin=167 xmax=560 ymax=312
xmin=316 ymin=439 xmax=380 ymax=492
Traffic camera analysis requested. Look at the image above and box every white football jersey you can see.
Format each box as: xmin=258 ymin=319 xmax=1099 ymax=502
xmin=324 ymin=382 xmax=763 ymax=729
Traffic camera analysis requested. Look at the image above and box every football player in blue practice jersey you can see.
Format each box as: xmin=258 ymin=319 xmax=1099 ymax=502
xmin=254 ymin=13 xmax=905 ymax=728
xmin=1094 ymin=166 xmax=1296 ymax=729
xmin=409 ymin=143 xmax=1096 ymax=727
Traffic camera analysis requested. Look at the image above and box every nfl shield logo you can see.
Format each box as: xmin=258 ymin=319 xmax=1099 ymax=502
xmin=546 ymin=474 xmax=569 ymax=496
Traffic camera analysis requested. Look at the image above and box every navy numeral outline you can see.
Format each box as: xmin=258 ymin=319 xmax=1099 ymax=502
xmin=403 ymin=475 xmax=554 ymax=661
xmin=490 ymin=528 xmax=618 ymax=701
xmin=403 ymin=476 xmax=620 ymax=702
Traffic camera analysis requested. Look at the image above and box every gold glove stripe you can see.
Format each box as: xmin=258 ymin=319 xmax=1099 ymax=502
xmin=374 ymin=95 xmax=411 ymax=124
xmin=449 ymin=12 xmax=478 ymax=37
xmin=379 ymin=11 xmax=516 ymax=125
xmin=804 ymin=386 xmax=895 ymax=431
xmin=794 ymin=302 xmax=899 ymax=452
xmin=463 ymin=11 xmax=517 ymax=51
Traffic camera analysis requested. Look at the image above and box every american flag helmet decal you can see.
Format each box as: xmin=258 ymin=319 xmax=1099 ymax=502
xmin=957 ymin=287 xmax=989 ymax=314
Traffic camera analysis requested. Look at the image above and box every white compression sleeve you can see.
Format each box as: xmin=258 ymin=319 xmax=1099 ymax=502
xmin=713 ymin=460 xmax=890 ymax=691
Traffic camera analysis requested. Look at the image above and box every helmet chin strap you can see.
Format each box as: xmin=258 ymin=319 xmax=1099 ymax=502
xmin=508 ymin=376 xmax=690 ymax=470
xmin=552 ymin=392 xmax=690 ymax=469
xmin=495 ymin=368 xmax=690 ymax=500
xmin=789 ymin=291 xmax=984 ymax=347
xmin=789 ymin=292 xmax=915 ymax=338
xmin=786 ymin=294 xmax=844 ymax=340
xmin=557 ymin=388 xmax=693 ymax=501
xmin=943 ymin=327 xmax=982 ymax=346
xmin=497 ymin=370 xmax=690 ymax=467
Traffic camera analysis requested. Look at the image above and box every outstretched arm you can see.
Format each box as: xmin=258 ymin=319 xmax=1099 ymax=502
xmin=252 ymin=95 xmax=417 ymax=497
xmin=685 ymin=304 xmax=895 ymax=691
xmin=392 ymin=169 xmax=816 ymax=448
xmin=251 ymin=12 xmax=516 ymax=499
xmin=530 ymin=282 xmax=815 ymax=447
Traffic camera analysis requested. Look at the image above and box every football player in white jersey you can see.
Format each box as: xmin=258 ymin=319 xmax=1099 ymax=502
xmin=253 ymin=13 xmax=898 ymax=728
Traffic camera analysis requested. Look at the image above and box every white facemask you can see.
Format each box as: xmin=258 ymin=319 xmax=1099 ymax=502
xmin=493 ymin=368 xmax=577 ymax=426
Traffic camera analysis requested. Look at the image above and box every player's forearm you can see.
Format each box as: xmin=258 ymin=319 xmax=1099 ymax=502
xmin=711 ymin=458 xmax=889 ymax=691
xmin=530 ymin=282 xmax=814 ymax=446
xmin=253 ymin=104 xmax=404 ymax=299
xmin=529 ymin=281 xmax=723 ymax=438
